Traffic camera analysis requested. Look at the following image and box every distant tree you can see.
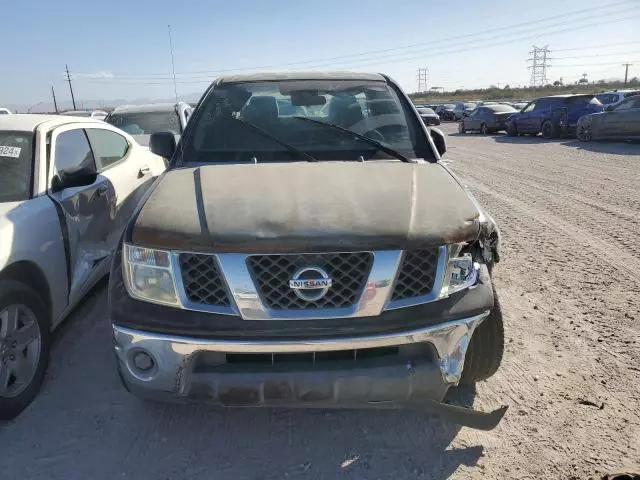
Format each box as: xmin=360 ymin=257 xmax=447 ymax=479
xmin=553 ymin=80 xmax=562 ymax=86
xmin=629 ymin=77 xmax=639 ymax=86
xmin=489 ymin=84 xmax=498 ymax=89
xmin=597 ymin=79 xmax=606 ymax=85
xmin=578 ymin=78 xmax=589 ymax=84
xmin=503 ymin=84 xmax=511 ymax=90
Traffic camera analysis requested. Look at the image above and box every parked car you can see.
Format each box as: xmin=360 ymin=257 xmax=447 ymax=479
xmin=416 ymin=106 xmax=441 ymax=125
xmin=512 ymin=102 xmax=528 ymax=111
xmin=595 ymin=90 xmax=640 ymax=110
xmin=109 ymin=71 xmax=507 ymax=431
xmin=576 ymin=95 xmax=640 ymax=141
xmin=0 ymin=108 xmax=12 ymax=115
xmin=459 ymin=104 xmax=518 ymax=134
xmin=435 ymin=104 xmax=455 ymax=121
xmin=105 ymin=102 xmax=193 ymax=147
xmin=506 ymin=95 xmax=603 ymax=139
xmin=0 ymin=114 xmax=166 ymax=419
xmin=61 ymin=110 xmax=108 ymax=120
xmin=453 ymin=101 xmax=478 ymax=121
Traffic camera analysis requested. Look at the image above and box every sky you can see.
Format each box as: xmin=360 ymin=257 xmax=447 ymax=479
xmin=1 ymin=0 xmax=639 ymax=110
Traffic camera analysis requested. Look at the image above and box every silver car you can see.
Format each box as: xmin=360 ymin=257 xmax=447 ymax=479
xmin=105 ymin=102 xmax=193 ymax=147
xmin=0 ymin=114 xmax=165 ymax=419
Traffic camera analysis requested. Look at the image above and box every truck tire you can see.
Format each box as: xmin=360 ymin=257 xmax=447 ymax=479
xmin=0 ymin=280 xmax=50 ymax=421
xmin=507 ymin=122 xmax=518 ymax=136
xmin=541 ymin=120 xmax=556 ymax=139
xmin=460 ymin=287 xmax=504 ymax=384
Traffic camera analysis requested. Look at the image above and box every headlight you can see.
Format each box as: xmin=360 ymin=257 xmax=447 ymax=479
xmin=123 ymin=244 xmax=179 ymax=306
xmin=440 ymin=253 xmax=479 ymax=297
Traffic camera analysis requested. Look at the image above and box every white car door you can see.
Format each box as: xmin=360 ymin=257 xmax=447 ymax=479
xmin=84 ymin=126 xmax=165 ymax=249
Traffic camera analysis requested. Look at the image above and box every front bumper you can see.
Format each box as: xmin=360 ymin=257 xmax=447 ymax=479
xmin=113 ymin=312 xmax=507 ymax=430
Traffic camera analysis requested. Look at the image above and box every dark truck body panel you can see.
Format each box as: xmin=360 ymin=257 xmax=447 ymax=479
xmin=130 ymin=162 xmax=481 ymax=253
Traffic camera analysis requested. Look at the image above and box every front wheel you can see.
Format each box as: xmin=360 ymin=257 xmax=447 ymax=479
xmin=460 ymin=287 xmax=504 ymax=384
xmin=0 ymin=280 xmax=50 ymax=421
xmin=480 ymin=123 xmax=488 ymax=135
xmin=458 ymin=122 xmax=466 ymax=134
xmin=577 ymin=122 xmax=592 ymax=142
xmin=541 ymin=120 xmax=556 ymax=139
xmin=507 ymin=122 xmax=518 ymax=136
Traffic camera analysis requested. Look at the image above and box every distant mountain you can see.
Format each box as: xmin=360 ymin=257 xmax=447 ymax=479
xmin=4 ymin=92 xmax=204 ymax=113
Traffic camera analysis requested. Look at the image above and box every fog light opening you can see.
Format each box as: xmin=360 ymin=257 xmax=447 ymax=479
xmin=128 ymin=349 xmax=157 ymax=377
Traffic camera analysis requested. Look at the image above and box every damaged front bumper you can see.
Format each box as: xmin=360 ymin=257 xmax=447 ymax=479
xmin=113 ymin=312 xmax=507 ymax=430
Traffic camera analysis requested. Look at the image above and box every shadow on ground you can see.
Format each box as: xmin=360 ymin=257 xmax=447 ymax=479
xmin=560 ymin=138 xmax=640 ymax=155
xmin=1 ymin=284 xmax=485 ymax=480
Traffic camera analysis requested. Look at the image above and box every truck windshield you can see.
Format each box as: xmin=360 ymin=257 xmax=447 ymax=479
xmin=180 ymin=79 xmax=435 ymax=163
xmin=0 ymin=131 xmax=33 ymax=202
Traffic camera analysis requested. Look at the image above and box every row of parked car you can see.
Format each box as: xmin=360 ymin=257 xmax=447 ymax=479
xmin=417 ymin=89 xmax=640 ymax=141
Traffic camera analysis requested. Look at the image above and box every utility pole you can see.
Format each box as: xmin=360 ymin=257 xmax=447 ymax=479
xmin=65 ymin=64 xmax=77 ymax=110
xmin=51 ymin=86 xmax=58 ymax=113
xmin=528 ymin=45 xmax=551 ymax=87
xmin=622 ymin=63 xmax=632 ymax=85
xmin=416 ymin=67 xmax=429 ymax=93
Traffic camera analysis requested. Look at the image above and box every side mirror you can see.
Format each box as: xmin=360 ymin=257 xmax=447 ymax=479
xmin=430 ymin=128 xmax=447 ymax=157
xmin=51 ymin=167 xmax=98 ymax=192
xmin=150 ymin=131 xmax=177 ymax=159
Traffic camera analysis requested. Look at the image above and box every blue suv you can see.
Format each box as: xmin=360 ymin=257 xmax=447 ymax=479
xmin=506 ymin=94 xmax=603 ymax=139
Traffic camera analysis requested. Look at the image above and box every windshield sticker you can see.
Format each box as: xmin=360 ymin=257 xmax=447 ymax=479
xmin=0 ymin=146 xmax=21 ymax=158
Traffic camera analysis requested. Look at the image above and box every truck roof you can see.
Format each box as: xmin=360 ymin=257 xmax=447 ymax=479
xmin=217 ymin=70 xmax=387 ymax=84
xmin=112 ymin=103 xmax=185 ymax=113
xmin=0 ymin=114 xmax=104 ymax=132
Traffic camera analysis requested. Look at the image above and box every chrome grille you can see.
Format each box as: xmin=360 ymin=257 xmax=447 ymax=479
xmin=247 ymin=253 xmax=373 ymax=310
xmin=178 ymin=253 xmax=231 ymax=307
xmin=391 ymin=249 xmax=439 ymax=301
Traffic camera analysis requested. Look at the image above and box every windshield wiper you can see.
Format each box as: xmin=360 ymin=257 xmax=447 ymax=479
xmin=291 ymin=116 xmax=411 ymax=163
xmin=233 ymin=117 xmax=317 ymax=162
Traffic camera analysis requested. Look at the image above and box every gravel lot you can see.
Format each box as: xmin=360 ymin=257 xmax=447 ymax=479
xmin=1 ymin=123 xmax=639 ymax=480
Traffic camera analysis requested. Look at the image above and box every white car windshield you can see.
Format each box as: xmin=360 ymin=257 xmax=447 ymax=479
xmin=0 ymin=131 xmax=32 ymax=202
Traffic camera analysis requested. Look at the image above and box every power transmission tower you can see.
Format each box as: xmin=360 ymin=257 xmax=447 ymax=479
xmin=51 ymin=85 xmax=58 ymax=113
xmin=65 ymin=64 xmax=77 ymax=110
xmin=622 ymin=63 xmax=633 ymax=85
xmin=527 ymin=45 xmax=551 ymax=87
xmin=417 ymin=68 xmax=429 ymax=93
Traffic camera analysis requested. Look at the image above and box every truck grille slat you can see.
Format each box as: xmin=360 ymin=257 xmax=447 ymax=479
xmin=247 ymin=253 xmax=373 ymax=310
xmin=178 ymin=253 xmax=231 ymax=307
xmin=391 ymin=249 xmax=439 ymax=301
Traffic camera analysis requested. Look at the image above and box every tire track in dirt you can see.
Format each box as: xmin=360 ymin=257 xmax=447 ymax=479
xmin=458 ymin=167 xmax=640 ymax=264
xmin=465 ymin=177 xmax=640 ymax=285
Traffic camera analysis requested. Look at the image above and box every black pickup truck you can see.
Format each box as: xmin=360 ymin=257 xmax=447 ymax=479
xmin=109 ymin=71 xmax=506 ymax=430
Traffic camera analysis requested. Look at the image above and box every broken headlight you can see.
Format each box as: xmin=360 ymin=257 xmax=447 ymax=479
xmin=123 ymin=244 xmax=179 ymax=306
xmin=440 ymin=253 xmax=479 ymax=297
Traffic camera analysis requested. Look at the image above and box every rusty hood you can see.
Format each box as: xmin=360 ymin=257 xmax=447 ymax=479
xmin=130 ymin=161 xmax=480 ymax=252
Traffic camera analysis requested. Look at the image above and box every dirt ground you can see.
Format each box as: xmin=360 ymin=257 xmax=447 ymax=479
xmin=1 ymin=123 xmax=639 ymax=480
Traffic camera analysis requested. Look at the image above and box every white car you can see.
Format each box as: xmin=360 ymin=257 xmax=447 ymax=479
xmin=0 ymin=108 xmax=12 ymax=115
xmin=595 ymin=90 xmax=640 ymax=110
xmin=0 ymin=114 xmax=165 ymax=419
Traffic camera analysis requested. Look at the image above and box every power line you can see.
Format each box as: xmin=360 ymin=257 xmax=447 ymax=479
xmin=83 ymin=11 xmax=640 ymax=88
xmin=106 ymin=1 xmax=638 ymax=78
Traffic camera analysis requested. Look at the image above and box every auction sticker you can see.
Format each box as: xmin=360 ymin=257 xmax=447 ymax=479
xmin=0 ymin=146 xmax=21 ymax=158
